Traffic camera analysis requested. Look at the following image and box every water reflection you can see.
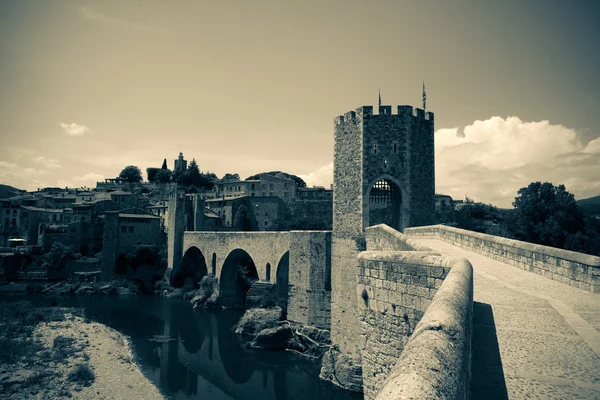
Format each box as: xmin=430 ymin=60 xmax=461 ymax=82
xmin=47 ymin=296 xmax=361 ymax=400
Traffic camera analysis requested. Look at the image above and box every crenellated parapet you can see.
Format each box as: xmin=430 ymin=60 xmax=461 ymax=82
xmin=335 ymin=105 xmax=434 ymax=125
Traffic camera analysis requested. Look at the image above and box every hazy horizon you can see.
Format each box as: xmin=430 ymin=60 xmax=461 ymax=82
xmin=1 ymin=0 xmax=599 ymax=208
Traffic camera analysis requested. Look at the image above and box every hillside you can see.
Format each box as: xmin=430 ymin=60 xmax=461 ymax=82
xmin=0 ymin=184 xmax=24 ymax=199
xmin=577 ymin=195 xmax=600 ymax=216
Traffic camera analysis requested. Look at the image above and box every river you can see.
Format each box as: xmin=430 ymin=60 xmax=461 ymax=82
xmin=20 ymin=295 xmax=363 ymax=400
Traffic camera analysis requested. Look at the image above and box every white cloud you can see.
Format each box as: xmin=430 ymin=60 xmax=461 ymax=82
xmin=32 ymin=156 xmax=60 ymax=169
xmin=74 ymin=173 xmax=105 ymax=182
xmin=436 ymin=116 xmax=600 ymax=207
xmin=299 ymin=162 xmax=333 ymax=188
xmin=59 ymin=122 xmax=91 ymax=136
xmin=0 ymin=161 xmax=50 ymax=191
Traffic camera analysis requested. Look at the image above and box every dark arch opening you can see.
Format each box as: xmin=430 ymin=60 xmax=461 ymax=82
xmin=275 ymin=251 xmax=289 ymax=309
xmin=219 ymin=249 xmax=258 ymax=308
xmin=266 ymin=263 xmax=271 ymax=281
xmin=211 ymin=253 xmax=216 ymax=275
xmin=368 ymin=178 xmax=402 ymax=231
xmin=172 ymin=246 xmax=208 ymax=289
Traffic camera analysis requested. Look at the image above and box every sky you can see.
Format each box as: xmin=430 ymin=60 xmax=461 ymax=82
xmin=0 ymin=0 xmax=599 ymax=208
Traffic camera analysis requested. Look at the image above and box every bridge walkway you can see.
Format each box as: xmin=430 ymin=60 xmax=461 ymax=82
xmin=415 ymin=239 xmax=600 ymax=400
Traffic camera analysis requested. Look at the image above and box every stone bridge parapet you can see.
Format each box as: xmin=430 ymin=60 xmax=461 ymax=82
xmin=405 ymin=224 xmax=600 ymax=293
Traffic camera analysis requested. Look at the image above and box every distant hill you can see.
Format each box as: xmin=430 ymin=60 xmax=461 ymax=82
xmin=577 ymin=195 xmax=600 ymax=216
xmin=0 ymin=184 xmax=24 ymax=199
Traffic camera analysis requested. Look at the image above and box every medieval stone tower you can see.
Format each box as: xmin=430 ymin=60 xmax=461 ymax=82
xmin=328 ymin=104 xmax=435 ymax=381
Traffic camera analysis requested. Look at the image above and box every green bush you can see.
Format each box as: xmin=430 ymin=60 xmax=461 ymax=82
xmin=68 ymin=363 xmax=95 ymax=386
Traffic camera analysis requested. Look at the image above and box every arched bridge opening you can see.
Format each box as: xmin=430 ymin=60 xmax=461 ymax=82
xmin=219 ymin=249 xmax=259 ymax=308
xmin=172 ymin=246 xmax=208 ymax=289
xmin=368 ymin=178 xmax=403 ymax=231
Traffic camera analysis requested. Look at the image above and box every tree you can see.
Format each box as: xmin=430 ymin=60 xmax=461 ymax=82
xmin=222 ymin=173 xmax=240 ymax=182
xmin=119 ymin=165 xmax=143 ymax=183
xmin=146 ymin=167 xmax=160 ymax=183
xmin=511 ymin=182 xmax=586 ymax=249
xmin=43 ymin=242 xmax=77 ymax=269
xmin=245 ymin=171 xmax=307 ymax=188
xmin=161 ymin=158 xmax=168 ymax=170
xmin=155 ymin=169 xmax=172 ymax=183
xmin=233 ymin=204 xmax=253 ymax=231
xmin=181 ymin=159 xmax=202 ymax=186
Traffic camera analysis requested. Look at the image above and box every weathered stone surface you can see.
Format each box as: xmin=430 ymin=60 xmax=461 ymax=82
xmin=319 ymin=347 xmax=363 ymax=393
xmin=190 ymin=275 xmax=219 ymax=308
xmin=234 ymin=307 xmax=284 ymax=336
xmin=373 ymin=256 xmax=473 ymax=400
xmin=251 ymin=325 xmax=293 ymax=349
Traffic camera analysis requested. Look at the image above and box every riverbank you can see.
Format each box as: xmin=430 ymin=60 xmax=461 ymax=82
xmin=0 ymin=301 xmax=163 ymax=400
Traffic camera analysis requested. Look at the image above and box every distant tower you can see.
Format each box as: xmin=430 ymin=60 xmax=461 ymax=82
xmin=161 ymin=158 xmax=168 ymax=170
xmin=328 ymin=101 xmax=435 ymax=384
xmin=174 ymin=152 xmax=187 ymax=172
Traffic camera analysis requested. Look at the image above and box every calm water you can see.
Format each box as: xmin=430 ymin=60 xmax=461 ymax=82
xmin=9 ymin=295 xmax=362 ymax=400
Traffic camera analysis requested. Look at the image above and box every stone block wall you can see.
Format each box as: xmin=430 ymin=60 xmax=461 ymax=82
xmin=288 ymin=231 xmax=332 ymax=329
xmin=357 ymin=251 xmax=451 ymax=399
xmin=405 ymin=224 xmax=600 ymax=293
xmin=374 ymin=256 xmax=473 ymax=400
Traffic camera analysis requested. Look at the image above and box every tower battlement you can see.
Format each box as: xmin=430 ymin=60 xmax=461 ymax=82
xmin=335 ymin=105 xmax=434 ymax=125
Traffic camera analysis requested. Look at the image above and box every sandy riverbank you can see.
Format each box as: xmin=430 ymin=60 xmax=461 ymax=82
xmin=0 ymin=304 xmax=164 ymax=400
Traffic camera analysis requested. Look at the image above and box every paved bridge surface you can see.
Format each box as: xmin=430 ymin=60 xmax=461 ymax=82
xmin=415 ymin=238 xmax=600 ymax=400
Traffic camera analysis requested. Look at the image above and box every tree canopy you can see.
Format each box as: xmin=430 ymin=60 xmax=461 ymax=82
xmin=245 ymin=171 xmax=306 ymax=187
xmin=511 ymin=182 xmax=586 ymax=249
xmin=155 ymin=169 xmax=172 ymax=183
xmin=222 ymin=173 xmax=240 ymax=182
xmin=233 ymin=204 xmax=253 ymax=231
xmin=146 ymin=167 xmax=160 ymax=183
xmin=119 ymin=165 xmax=143 ymax=183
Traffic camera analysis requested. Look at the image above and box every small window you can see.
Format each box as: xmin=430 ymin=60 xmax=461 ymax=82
xmin=264 ymin=221 xmax=268 ymax=226
xmin=128 ymin=226 xmax=134 ymax=233
xmin=373 ymin=144 xmax=377 ymax=154
xmin=121 ymin=226 xmax=127 ymax=233
xmin=265 ymin=212 xmax=269 ymax=217
xmin=393 ymin=143 xmax=397 ymax=153
xmin=384 ymin=160 xmax=388 ymax=169
xmin=12 ymin=210 xmax=17 ymax=217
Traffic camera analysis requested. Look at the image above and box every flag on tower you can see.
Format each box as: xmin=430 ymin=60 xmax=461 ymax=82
xmin=378 ymin=89 xmax=382 ymax=108
xmin=422 ymin=81 xmax=427 ymax=112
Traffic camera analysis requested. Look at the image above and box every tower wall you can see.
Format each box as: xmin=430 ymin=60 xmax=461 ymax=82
xmin=330 ymin=104 xmax=435 ymax=363
xmin=166 ymin=186 xmax=186 ymax=282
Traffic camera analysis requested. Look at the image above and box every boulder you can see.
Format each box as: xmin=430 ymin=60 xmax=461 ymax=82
xmin=164 ymin=288 xmax=183 ymax=299
xmin=234 ymin=307 xmax=284 ymax=336
xmin=117 ymin=287 xmax=133 ymax=295
xmin=251 ymin=325 xmax=293 ymax=349
xmin=75 ymin=285 xmax=94 ymax=296
xmin=319 ymin=348 xmax=363 ymax=392
xmin=98 ymin=284 xmax=117 ymax=295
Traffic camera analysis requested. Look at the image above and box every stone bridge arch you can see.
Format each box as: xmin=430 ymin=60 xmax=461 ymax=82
xmin=219 ymin=248 xmax=259 ymax=308
xmin=171 ymin=246 xmax=208 ymax=288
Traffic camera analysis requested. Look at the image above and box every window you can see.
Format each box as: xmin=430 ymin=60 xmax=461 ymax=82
xmin=393 ymin=143 xmax=397 ymax=153
xmin=265 ymin=212 xmax=269 ymax=217
xmin=266 ymin=263 xmax=271 ymax=281
xmin=128 ymin=226 xmax=134 ymax=233
xmin=384 ymin=160 xmax=388 ymax=169
xmin=373 ymin=144 xmax=377 ymax=154
xmin=251 ymin=184 xmax=255 ymax=190
xmin=121 ymin=226 xmax=127 ymax=233
xmin=264 ymin=221 xmax=268 ymax=226
xmin=12 ymin=210 xmax=17 ymax=217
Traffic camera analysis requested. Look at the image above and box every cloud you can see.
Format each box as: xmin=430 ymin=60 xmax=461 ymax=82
xmin=74 ymin=173 xmax=105 ymax=182
xmin=299 ymin=162 xmax=333 ymax=188
xmin=0 ymin=161 xmax=50 ymax=191
xmin=32 ymin=156 xmax=60 ymax=169
xmin=59 ymin=122 xmax=91 ymax=136
xmin=435 ymin=116 xmax=600 ymax=207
